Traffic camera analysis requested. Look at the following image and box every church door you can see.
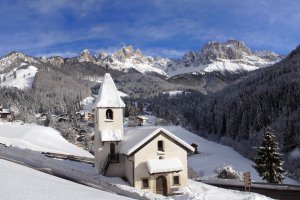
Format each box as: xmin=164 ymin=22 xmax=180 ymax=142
xmin=110 ymin=143 xmax=116 ymax=161
xmin=156 ymin=176 xmax=167 ymax=196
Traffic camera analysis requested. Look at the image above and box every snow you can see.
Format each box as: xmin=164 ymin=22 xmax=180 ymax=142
xmin=0 ymin=159 xmax=132 ymax=200
xmin=0 ymin=145 xmax=274 ymax=200
xmin=0 ymin=65 xmax=37 ymax=89
xmin=160 ymin=126 xmax=299 ymax=185
xmin=118 ymin=90 xmax=128 ymax=97
xmin=101 ymin=129 xmax=123 ymax=142
xmin=289 ymin=147 xmax=300 ymax=159
xmin=163 ymin=90 xmax=184 ymax=96
xmin=179 ymin=180 xmax=273 ymax=200
xmin=167 ymin=57 xmax=274 ymax=77
xmin=95 ymin=73 xmax=125 ymax=108
xmin=0 ymin=123 xmax=276 ymax=200
xmin=81 ymin=96 xmax=96 ymax=112
xmin=120 ymin=127 xmax=194 ymax=155
xmin=146 ymin=158 xmax=183 ymax=174
xmin=0 ymin=122 xmax=93 ymax=158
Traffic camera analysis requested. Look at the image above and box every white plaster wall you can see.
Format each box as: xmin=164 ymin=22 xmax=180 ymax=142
xmin=94 ymin=107 xmax=124 ymax=173
xmin=132 ymin=133 xmax=189 ymax=195
xmin=97 ymin=108 xmax=123 ymax=133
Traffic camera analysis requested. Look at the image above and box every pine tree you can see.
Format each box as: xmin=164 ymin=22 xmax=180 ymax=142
xmin=253 ymin=127 xmax=284 ymax=183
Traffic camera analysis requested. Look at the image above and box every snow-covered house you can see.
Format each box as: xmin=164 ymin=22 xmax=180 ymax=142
xmin=93 ymin=73 xmax=194 ymax=196
xmin=136 ymin=115 xmax=149 ymax=126
xmin=0 ymin=107 xmax=13 ymax=121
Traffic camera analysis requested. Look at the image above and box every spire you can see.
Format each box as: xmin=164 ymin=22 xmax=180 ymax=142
xmin=95 ymin=73 xmax=125 ymax=108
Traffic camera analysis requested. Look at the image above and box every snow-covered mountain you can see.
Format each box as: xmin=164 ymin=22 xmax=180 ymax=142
xmin=99 ymin=46 xmax=171 ymax=75
xmin=0 ymin=51 xmax=38 ymax=72
xmin=167 ymin=40 xmax=283 ymax=76
xmin=0 ymin=40 xmax=283 ymax=77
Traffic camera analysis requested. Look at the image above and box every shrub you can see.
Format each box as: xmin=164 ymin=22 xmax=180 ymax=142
xmin=216 ymin=165 xmax=241 ymax=180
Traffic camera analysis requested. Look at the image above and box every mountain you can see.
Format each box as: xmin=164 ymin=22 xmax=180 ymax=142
xmin=99 ymin=46 xmax=171 ymax=76
xmin=0 ymin=39 xmax=282 ymax=77
xmin=166 ymin=40 xmax=283 ymax=76
xmin=0 ymin=51 xmax=39 ymax=72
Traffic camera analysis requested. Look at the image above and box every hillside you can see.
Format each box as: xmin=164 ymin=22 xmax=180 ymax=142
xmin=148 ymin=45 xmax=300 ymax=180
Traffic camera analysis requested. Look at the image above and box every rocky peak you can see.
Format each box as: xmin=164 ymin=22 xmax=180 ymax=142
xmin=200 ymin=39 xmax=252 ymax=63
xmin=48 ymin=56 xmax=64 ymax=66
xmin=111 ymin=46 xmax=144 ymax=62
xmin=79 ymin=49 xmax=96 ymax=63
xmin=0 ymin=51 xmax=38 ymax=71
xmin=182 ymin=51 xmax=201 ymax=66
xmin=99 ymin=51 xmax=108 ymax=60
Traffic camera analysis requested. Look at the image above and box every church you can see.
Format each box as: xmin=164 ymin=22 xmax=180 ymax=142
xmin=93 ymin=73 xmax=194 ymax=196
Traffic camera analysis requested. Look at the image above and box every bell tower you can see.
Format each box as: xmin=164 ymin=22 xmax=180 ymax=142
xmin=93 ymin=73 xmax=125 ymax=174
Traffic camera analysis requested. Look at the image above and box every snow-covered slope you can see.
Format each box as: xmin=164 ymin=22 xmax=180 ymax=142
xmin=0 ymin=159 xmax=131 ymax=200
xmin=0 ymin=65 xmax=37 ymax=89
xmin=0 ymin=122 xmax=93 ymax=158
xmin=134 ymin=125 xmax=298 ymax=185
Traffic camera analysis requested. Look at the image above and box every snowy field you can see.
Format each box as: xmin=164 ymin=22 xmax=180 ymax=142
xmin=0 ymin=65 xmax=37 ymax=89
xmin=0 ymin=159 xmax=132 ymax=200
xmin=0 ymin=122 xmax=93 ymax=158
xmin=0 ymin=122 xmax=277 ymax=199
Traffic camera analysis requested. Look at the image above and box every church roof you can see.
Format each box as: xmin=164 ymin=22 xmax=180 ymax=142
xmin=95 ymin=73 xmax=125 ymax=108
xmin=120 ymin=127 xmax=194 ymax=156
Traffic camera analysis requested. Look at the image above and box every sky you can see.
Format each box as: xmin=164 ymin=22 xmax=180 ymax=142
xmin=0 ymin=0 xmax=299 ymax=58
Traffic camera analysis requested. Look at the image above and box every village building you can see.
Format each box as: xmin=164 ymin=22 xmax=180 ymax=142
xmin=93 ymin=73 xmax=194 ymax=196
xmin=136 ymin=115 xmax=149 ymax=126
xmin=0 ymin=106 xmax=13 ymax=121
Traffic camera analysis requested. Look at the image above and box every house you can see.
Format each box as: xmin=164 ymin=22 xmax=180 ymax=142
xmin=76 ymin=111 xmax=94 ymax=122
xmin=0 ymin=107 xmax=13 ymax=121
xmin=136 ymin=116 xmax=149 ymax=126
xmin=93 ymin=73 xmax=194 ymax=196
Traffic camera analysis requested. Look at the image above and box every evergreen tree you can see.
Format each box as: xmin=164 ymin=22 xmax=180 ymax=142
xmin=253 ymin=127 xmax=284 ymax=183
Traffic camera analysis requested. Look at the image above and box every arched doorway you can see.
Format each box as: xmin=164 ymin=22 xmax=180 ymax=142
xmin=156 ymin=176 xmax=167 ymax=196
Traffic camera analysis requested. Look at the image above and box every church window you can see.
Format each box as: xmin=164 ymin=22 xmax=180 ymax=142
xmin=158 ymin=140 xmax=164 ymax=151
xmin=173 ymin=176 xmax=180 ymax=185
xmin=142 ymin=178 xmax=149 ymax=188
xmin=106 ymin=109 xmax=113 ymax=120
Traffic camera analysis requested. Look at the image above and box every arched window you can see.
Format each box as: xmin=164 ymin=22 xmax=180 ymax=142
xmin=158 ymin=140 xmax=164 ymax=151
xmin=106 ymin=109 xmax=113 ymax=120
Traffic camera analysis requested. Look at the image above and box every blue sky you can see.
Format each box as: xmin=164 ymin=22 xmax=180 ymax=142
xmin=0 ymin=0 xmax=299 ymax=58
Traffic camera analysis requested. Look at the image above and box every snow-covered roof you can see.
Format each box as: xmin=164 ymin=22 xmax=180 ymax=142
xmin=146 ymin=158 xmax=183 ymax=174
xmin=95 ymin=73 xmax=125 ymax=108
xmin=136 ymin=116 xmax=149 ymax=120
xmin=0 ymin=109 xmax=11 ymax=114
xmin=101 ymin=129 xmax=123 ymax=142
xmin=120 ymin=127 xmax=194 ymax=156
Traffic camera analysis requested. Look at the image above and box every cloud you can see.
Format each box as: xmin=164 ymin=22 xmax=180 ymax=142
xmin=36 ymin=51 xmax=79 ymax=58
xmin=27 ymin=0 xmax=100 ymax=17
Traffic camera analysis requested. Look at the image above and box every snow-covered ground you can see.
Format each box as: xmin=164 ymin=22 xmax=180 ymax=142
xmin=0 ymin=123 xmax=296 ymax=200
xmin=161 ymin=126 xmax=299 ymax=185
xmin=0 ymin=65 xmax=37 ymax=89
xmin=0 ymin=122 xmax=93 ymax=158
xmin=0 ymin=159 xmax=132 ymax=200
